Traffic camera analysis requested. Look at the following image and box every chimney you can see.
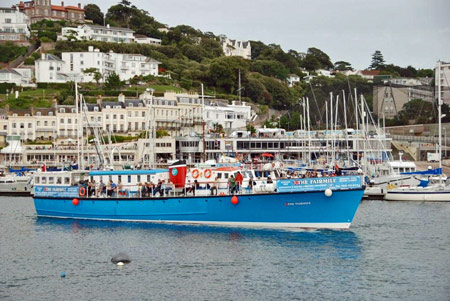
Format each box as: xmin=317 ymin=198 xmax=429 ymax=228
xmin=96 ymin=95 xmax=103 ymax=107
xmin=78 ymin=3 xmax=81 ymax=8
xmin=118 ymin=93 xmax=125 ymax=103
xmin=61 ymin=1 xmax=64 ymax=7
xmin=41 ymin=53 xmax=45 ymax=60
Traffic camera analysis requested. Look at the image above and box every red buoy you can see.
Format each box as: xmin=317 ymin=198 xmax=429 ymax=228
xmin=72 ymin=198 xmax=79 ymax=206
xmin=231 ymin=196 xmax=239 ymax=205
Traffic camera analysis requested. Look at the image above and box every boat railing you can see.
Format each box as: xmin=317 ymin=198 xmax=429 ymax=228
xmin=75 ymin=178 xmax=277 ymax=199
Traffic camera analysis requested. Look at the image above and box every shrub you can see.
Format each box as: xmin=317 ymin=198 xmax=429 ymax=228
xmin=24 ymin=57 xmax=35 ymax=65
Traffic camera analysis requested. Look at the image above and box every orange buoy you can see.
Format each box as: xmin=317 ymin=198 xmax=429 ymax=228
xmin=231 ymin=196 xmax=239 ymax=205
xmin=72 ymin=198 xmax=79 ymax=206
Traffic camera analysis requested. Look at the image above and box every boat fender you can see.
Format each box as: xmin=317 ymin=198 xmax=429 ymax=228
xmin=231 ymin=195 xmax=239 ymax=205
xmin=324 ymin=189 xmax=332 ymax=197
xmin=72 ymin=198 xmax=79 ymax=206
xmin=192 ymin=169 xmax=200 ymax=179
xmin=204 ymin=169 xmax=212 ymax=179
xmin=79 ymin=187 xmax=87 ymax=197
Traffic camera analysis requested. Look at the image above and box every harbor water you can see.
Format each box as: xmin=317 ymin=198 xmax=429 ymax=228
xmin=0 ymin=197 xmax=449 ymax=300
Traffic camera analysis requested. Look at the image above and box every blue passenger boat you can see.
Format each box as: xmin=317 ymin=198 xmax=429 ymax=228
xmin=32 ymin=161 xmax=365 ymax=229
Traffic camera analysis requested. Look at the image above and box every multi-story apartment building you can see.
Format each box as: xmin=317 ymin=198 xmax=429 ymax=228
xmin=35 ymin=53 xmax=68 ymax=83
xmin=204 ymin=100 xmax=253 ymax=131
xmin=60 ymin=24 xmax=134 ymax=43
xmin=373 ymin=84 xmax=434 ymax=119
xmin=0 ymin=7 xmax=30 ymax=44
xmin=38 ymin=46 xmax=160 ymax=83
xmin=436 ymin=61 xmax=450 ymax=105
xmin=220 ymin=37 xmax=251 ymax=60
xmin=16 ymin=0 xmax=84 ymax=24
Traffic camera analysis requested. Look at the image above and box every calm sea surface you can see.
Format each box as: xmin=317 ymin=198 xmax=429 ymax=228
xmin=0 ymin=197 xmax=449 ymax=300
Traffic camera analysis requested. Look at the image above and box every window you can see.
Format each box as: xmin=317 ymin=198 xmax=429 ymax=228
xmin=60 ymin=118 xmax=64 ymax=124
xmin=142 ymin=112 xmax=145 ymax=117
xmin=44 ymin=121 xmax=48 ymax=126
xmin=37 ymin=121 xmax=40 ymax=126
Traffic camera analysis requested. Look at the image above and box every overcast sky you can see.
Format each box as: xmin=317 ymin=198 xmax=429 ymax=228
xmin=8 ymin=0 xmax=450 ymax=69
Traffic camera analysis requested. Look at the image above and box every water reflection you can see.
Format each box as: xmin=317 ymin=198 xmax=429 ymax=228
xmin=34 ymin=217 xmax=362 ymax=260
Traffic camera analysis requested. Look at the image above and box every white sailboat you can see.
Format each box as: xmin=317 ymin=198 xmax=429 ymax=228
xmin=385 ymin=61 xmax=450 ymax=202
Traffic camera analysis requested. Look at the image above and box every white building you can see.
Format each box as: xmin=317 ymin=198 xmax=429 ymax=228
xmin=317 ymin=69 xmax=334 ymax=78
xmin=436 ymin=61 xmax=450 ymax=105
xmin=60 ymin=46 xmax=161 ymax=82
xmin=35 ymin=53 xmax=68 ymax=83
xmin=60 ymin=24 xmax=135 ymax=43
xmin=286 ymin=74 xmax=300 ymax=87
xmin=134 ymin=34 xmax=161 ymax=46
xmin=0 ymin=7 xmax=30 ymax=43
xmin=205 ymin=100 xmax=253 ymax=130
xmin=220 ymin=37 xmax=251 ymax=60
xmin=0 ymin=68 xmax=34 ymax=86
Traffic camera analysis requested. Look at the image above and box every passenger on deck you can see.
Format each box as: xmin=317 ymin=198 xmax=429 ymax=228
xmin=117 ymin=180 xmax=124 ymax=197
xmin=228 ymin=175 xmax=236 ymax=194
xmin=267 ymin=177 xmax=273 ymax=184
xmin=235 ymin=171 xmax=243 ymax=193
xmin=141 ymin=182 xmax=147 ymax=197
xmin=186 ymin=180 xmax=195 ymax=196
xmin=110 ymin=181 xmax=117 ymax=197
xmin=98 ymin=179 xmax=105 ymax=197
xmin=153 ymin=179 xmax=162 ymax=196
xmin=107 ymin=180 xmax=113 ymax=197
xmin=210 ymin=176 xmax=219 ymax=196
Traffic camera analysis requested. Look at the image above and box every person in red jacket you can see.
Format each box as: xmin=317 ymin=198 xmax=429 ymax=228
xmin=235 ymin=171 xmax=243 ymax=193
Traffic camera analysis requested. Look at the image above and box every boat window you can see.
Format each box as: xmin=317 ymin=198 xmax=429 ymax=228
xmin=137 ymin=175 xmax=141 ymax=182
xmin=48 ymin=177 xmax=54 ymax=184
xmin=224 ymin=173 xmax=229 ymax=179
xmin=41 ymin=177 xmax=47 ymax=184
xmin=147 ymin=175 xmax=150 ymax=182
xmin=217 ymin=173 xmax=222 ymax=179
xmin=64 ymin=177 xmax=70 ymax=184
xmin=90 ymin=176 xmax=93 ymax=182
xmin=35 ymin=177 xmax=40 ymax=184
xmin=128 ymin=175 xmax=131 ymax=183
xmin=118 ymin=175 xmax=122 ymax=182
xmin=56 ymin=177 xmax=62 ymax=184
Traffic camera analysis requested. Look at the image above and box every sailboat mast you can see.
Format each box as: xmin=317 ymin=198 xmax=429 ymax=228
xmin=437 ymin=61 xmax=443 ymax=177
xmin=75 ymin=81 xmax=80 ymax=169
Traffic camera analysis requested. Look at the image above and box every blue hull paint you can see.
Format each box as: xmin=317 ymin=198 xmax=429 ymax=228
xmin=33 ymin=189 xmax=364 ymax=229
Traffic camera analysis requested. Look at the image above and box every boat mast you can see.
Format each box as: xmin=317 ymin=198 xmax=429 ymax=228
xmin=75 ymin=81 xmax=81 ymax=169
xmin=437 ymin=61 xmax=443 ymax=184
xmin=342 ymin=90 xmax=350 ymax=162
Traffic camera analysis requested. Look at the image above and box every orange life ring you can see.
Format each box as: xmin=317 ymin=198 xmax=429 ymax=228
xmin=192 ymin=169 xmax=200 ymax=179
xmin=79 ymin=187 xmax=86 ymax=197
xmin=204 ymin=169 xmax=212 ymax=179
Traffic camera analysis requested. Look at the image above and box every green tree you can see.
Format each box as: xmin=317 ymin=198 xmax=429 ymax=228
xmin=397 ymin=99 xmax=434 ymax=124
xmin=83 ymin=67 xmax=103 ymax=84
xmin=104 ymin=72 xmax=123 ymax=90
xmin=0 ymin=42 xmax=27 ymax=63
xmin=305 ymin=47 xmax=333 ymax=69
xmin=250 ymin=60 xmax=289 ymax=80
xmin=334 ymin=61 xmax=352 ymax=71
xmin=84 ymin=4 xmax=104 ymax=25
xmin=246 ymin=124 xmax=256 ymax=135
xmin=369 ymin=50 xmax=385 ymax=70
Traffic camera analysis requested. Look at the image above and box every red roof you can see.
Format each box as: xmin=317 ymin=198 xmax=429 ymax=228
xmin=360 ymin=70 xmax=380 ymax=76
xmin=65 ymin=6 xmax=84 ymax=11
xmin=51 ymin=5 xmax=66 ymax=11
